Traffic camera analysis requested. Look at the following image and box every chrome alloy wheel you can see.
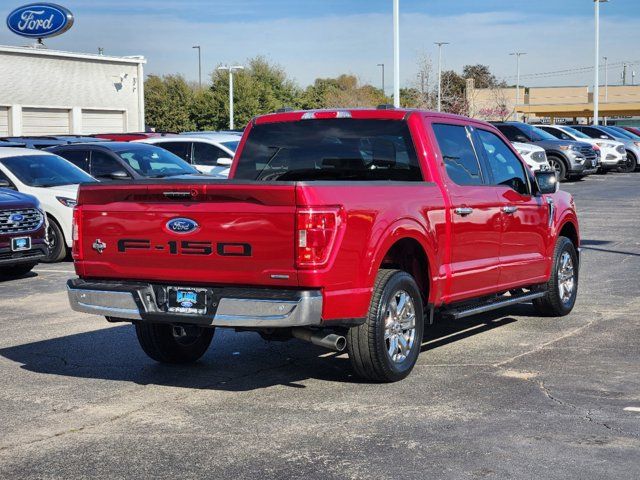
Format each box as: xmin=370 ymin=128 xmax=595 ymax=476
xmin=384 ymin=290 xmax=417 ymax=364
xmin=557 ymin=251 xmax=575 ymax=304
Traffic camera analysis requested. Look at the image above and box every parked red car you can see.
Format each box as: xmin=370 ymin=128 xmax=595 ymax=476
xmin=622 ymin=126 xmax=640 ymax=137
xmin=68 ymin=108 xmax=580 ymax=382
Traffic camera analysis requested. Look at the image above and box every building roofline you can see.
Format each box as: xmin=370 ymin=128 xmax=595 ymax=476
xmin=0 ymin=44 xmax=146 ymax=65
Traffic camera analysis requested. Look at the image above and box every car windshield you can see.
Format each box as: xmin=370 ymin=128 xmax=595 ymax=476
xmin=234 ymin=119 xmax=422 ymax=182
xmin=115 ymin=146 xmax=199 ymax=177
xmin=0 ymin=154 xmax=96 ymax=187
xmin=221 ymin=141 xmax=240 ymax=152
xmin=560 ymin=127 xmax=591 ymax=139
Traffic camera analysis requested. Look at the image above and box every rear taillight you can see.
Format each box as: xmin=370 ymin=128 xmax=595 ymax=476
xmin=72 ymin=207 xmax=83 ymax=261
xmin=296 ymin=207 xmax=343 ymax=268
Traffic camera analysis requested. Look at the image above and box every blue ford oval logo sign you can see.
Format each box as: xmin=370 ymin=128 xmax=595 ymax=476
xmin=6 ymin=3 xmax=74 ymax=39
xmin=9 ymin=213 xmax=24 ymax=224
xmin=166 ymin=218 xmax=199 ymax=234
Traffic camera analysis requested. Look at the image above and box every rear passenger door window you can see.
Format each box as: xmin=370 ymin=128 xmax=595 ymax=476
xmin=432 ymin=124 xmax=483 ymax=186
xmin=192 ymin=142 xmax=230 ymax=166
xmin=57 ymin=150 xmax=90 ymax=172
xmin=158 ymin=142 xmax=193 ymax=163
xmin=475 ymin=129 xmax=529 ymax=195
xmin=90 ymin=151 xmax=127 ymax=179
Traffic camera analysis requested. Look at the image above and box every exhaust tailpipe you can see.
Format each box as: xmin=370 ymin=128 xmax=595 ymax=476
xmin=291 ymin=329 xmax=346 ymax=352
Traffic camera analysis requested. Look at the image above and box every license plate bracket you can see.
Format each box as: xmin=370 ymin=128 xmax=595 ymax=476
xmin=167 ymin=287 xmax=208 ymax=315
xmin=11 ymin=236 xmax=31 ymax=252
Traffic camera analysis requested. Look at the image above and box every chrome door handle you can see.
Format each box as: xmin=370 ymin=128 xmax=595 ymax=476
xmin=502 ymin=206 xmax=518 ymax=214
xmin=454 ymin=207 xmax=474 ymax=217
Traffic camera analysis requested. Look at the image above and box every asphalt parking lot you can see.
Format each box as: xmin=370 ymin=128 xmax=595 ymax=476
xmin=0 ymin=173 xmax=638 ymax=479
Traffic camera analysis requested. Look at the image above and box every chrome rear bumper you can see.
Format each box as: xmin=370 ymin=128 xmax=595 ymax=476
xmin=67 ymin=279 xmax=323 ymax=328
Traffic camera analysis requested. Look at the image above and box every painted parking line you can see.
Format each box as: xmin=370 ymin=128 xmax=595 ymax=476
xmin=33 ymin=269 xmax=76 ymax=274
xmin=623 ymin=406 xmax=640 ymax=413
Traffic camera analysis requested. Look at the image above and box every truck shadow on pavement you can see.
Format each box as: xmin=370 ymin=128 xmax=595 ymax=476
xmin=580 ymin=239 xmax=640 ymax=257
xmin=0 ymin=308 xmax=524 ymax=390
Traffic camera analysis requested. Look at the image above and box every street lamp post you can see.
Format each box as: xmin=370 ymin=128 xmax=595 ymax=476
xmin=192 ymin=45 xmax=202 ymax=88
xmin=393 ymin=0 xmax=400 ymax=107
xmin=603 ymin=56 xmax=608 ymax=125
xmin=218 ymin=65 xmax=244 ymax=130
xmin=594 ymin=0 xmax=609 ymax=126
xmin=509 ymin=52 xmax=527 ymax=122
xmin=377 ymin=63 xmax=385 ymax=94
xmin=435 ymin=42 xmax=449 ymax=112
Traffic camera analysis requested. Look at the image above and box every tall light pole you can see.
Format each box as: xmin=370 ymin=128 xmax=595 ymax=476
xmin=192 ymin=45 xmax=202 ymax=88
xmin=393 ymin=0 xmax=400 ymax=107
xmin=435 ymin=42 xmax=449 ymax=112
xmin=603 ymin=56 xmax=608 ymax=125
xmin=377 ymin=63 xmax=385 ymax=94
xmin=594 ymin=0 xmax=609 ymax=126
xmin=509 ymin=52 xmax=527 ymax=122
xmin=218 ymin=65 xmax=244 ymax=130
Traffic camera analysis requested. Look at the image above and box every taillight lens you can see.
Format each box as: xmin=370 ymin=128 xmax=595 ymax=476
xmin=71 ymin=207 xmax=83 ymax=260
xmin=296 ymin=207 xmax=343 ymax=268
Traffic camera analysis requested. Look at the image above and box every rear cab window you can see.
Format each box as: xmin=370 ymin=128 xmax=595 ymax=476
xmin=234 ymin=119 xmax=423 ymax=182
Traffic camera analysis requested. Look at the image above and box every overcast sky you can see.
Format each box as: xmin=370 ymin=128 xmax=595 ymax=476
xmin=1 ymin=0 xmax=639 ymax=92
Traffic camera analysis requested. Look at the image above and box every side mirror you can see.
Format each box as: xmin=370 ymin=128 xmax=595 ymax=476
xmin=216 ymin=157 xmax=233 ymax=166
xmin=0 ymin=179 xmax=12 ymax=188
xmin=600 ymin=135 xmax=609 ymax=139
xmin=516 ymin=135 xmax=529 ymax=143
xmin=535 ymin=170 xmax=559 ymax=195
xmin=108 ymin=170 xmax=130 ymax=180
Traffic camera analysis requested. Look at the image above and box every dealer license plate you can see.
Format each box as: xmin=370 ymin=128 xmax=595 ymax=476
xmin=11 ymin=236 xmax=31 ymax=252
xmin=167 ymin=287 xmax=208 ymax=315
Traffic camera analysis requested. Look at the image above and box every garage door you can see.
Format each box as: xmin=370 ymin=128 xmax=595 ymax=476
xmin=22 ymin=108 xmax=70 ymax=136
xmin=0 ymin=107 xmax=8 ymax=136
xmin=82 ymin=110 xmax=125 ymax=134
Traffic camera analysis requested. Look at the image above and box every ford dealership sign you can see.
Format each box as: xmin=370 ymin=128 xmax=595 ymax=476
xmin=6 ymin=3 xmax=74 ymax=39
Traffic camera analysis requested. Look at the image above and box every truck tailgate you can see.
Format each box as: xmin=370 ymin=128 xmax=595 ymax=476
xmin=75 ymin=182 xmax=298 ymax=286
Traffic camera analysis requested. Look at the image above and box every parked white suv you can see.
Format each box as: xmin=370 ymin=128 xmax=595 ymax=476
xmin=538 ymin=125 xmax=626 ymax=173
xmin=0 ymin=148 xmax=97 ymax=262
xmin=136 ymin=133 xmax=240 ymax=177
xmin=511 ymin=142 xmax=551 ymax=172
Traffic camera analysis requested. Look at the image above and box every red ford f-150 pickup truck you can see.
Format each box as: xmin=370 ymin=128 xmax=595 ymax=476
xmin=68 ymin=108 xmax=580 ymax=382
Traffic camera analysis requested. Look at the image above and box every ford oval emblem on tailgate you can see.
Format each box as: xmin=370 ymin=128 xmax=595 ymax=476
xmin=166 ymin=218 xmax=199 ymax=234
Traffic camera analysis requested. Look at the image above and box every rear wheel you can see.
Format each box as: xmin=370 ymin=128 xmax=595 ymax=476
xmin=0 ymin=262 xmax=36 ymax=278
xmin=135 ymin=323 xmax=214 ymax=363
xmin=619 ymin=151 xmax=637 ymax=173
xmin=533 ymin=236 xmax=579 ymax=317
xmin=43 ymin=218 xmax=67 ymax=263
xmin=547 ymin=156 xmax=567 ymax=182
xmin=347 ymin=269 xmax=424 ymax=382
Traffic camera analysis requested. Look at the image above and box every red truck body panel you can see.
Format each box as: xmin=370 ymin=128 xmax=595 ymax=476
xmin=73 ymin=109 xmax=579 ymax=323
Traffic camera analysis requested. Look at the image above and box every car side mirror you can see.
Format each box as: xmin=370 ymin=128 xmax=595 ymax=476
xmin=108 ymin=170 xmax=130 ymax=180
xmin=216 ymin=157 xmax=233 ymax=166
xmin=535 ymin=170 xmax=559 ymax=195
xmin=515 ymin=135 xmax=529 ymax=143
xmin=600 ymin=135 xmax=609 ymax=139
xmin=0 ymin=179 xmax=12 ymax=188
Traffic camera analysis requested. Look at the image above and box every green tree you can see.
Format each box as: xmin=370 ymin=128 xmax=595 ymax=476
xmin=301 ymin=74 xmax=390 ymax=109
xmin=462 ymin=64 xmax=500 ymax=89
xmin=144 ymin=74 xmax=195 ymax=132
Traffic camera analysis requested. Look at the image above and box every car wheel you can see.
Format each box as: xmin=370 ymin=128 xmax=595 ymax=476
xmin=135 ymin=323 xmax=214 ymax=363
xmin=43 ymin=218 xmax=67 ymax=263
xmin=346 ymin=269 xmax=424 ymax=383
xmin=547 ymin=156 xmax=567 ymax=182
xmin=619 ymin=151 xmax=637 ymax=173
xmin=0 ymin=262 xmax=37 ymax=279
xmin=533 ymin=236 xmax=579 ymax=317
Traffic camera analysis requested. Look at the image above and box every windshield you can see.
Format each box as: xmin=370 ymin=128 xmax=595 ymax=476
xmin=234 ymin=119 xmax=422 ymax=182
xmin=221 ymin=141 xmax=240 ymax=152
xmin=560 ymin=126 xmax=591 ymax=139
xmin=0 ymin=154 xmax=96 ymax=187
xmin=116 ymin=146 xmax=199 ymax=178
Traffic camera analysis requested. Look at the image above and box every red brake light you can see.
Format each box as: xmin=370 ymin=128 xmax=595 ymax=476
xmin=296 ymin=207 xmax=343 ymax=268
xmin=72 ymin=206 xmax=83 ymax=261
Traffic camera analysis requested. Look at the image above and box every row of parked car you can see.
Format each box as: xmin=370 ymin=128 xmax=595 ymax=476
xmin=1 ymin=119 xmax=639 ymax=275
xmin=0 ymin=131 xmax=241 ymax=275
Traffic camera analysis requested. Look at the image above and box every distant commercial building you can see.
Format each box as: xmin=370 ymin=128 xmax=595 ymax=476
xmin=467 ymin=78 xmax=640 ymax=125
xmin=0 ymin=45 xmax=146 ymax=136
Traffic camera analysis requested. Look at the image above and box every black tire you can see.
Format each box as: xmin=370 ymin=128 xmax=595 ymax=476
xmin=548 ymin=156 xmax=567 ymax=182
xmin=43 ymin=218 xmax=67 ymax=263
xmin=619 ymin=151 xmax=637 ymax=173
xmin=347 ymin=269 xmax=424 ymax=382
xmin=533 ymin=236 xmax=579 ymax=317
xmin=135 ymin=322 xmax=214 ymax=364
xmin=0 ymin=262 xmax=36 ymax=278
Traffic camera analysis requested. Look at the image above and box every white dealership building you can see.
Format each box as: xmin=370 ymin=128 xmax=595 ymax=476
xmin=0 ymin=45 xmax=146 ymax=136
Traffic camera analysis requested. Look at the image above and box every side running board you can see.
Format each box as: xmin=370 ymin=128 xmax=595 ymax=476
xmin=441 ymin=291 xmax=545 ymax=320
